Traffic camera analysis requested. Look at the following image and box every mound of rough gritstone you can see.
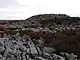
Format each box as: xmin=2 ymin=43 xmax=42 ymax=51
xmin=0 ymin=14 xmax=79 ymax=59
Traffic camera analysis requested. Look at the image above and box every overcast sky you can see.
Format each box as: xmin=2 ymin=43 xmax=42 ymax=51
xmin=0 ymin=0 xmax=80 ymax=20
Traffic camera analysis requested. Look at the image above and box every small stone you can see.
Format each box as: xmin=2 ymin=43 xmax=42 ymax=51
xmin=19 ymin=44 xmax=26 ymax=52
xmin=0 ymin=41 xmax=4 ymax=46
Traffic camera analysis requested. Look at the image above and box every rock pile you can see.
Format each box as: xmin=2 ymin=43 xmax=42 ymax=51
xmin=0 ymin=35 xmax=78 ymax=60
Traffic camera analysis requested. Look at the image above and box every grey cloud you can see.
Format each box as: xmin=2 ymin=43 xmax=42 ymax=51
xmin=0 ymin=0 xmax=21 ymax=8
xmin=0 ymin=11 xmax=25 ymax=20
xmin=0 ymin=0 xmax=27 ymax=19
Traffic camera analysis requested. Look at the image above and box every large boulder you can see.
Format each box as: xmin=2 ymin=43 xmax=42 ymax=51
xmin=0 ymin=46 xmax=5 ymax=53
xmin=43 ymin=47 xmax=56 ymax=53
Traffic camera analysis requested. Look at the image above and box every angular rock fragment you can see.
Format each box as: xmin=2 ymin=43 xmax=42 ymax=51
xmin=0 ymin=46 xmax=5 ymax=53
